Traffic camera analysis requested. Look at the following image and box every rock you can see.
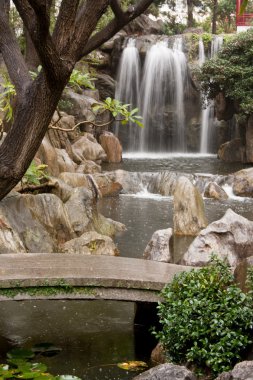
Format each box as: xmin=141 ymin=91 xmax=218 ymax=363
xmin=76 ymin=160 xmax=101 ymax=174
xmin=92 ymin=212 xmax=126 ymax=237
xmin=215 ymin=92 xmax=236 ymax=121
xmin=61 ymin=231 xmax=119 ymax=256
xmin=132 ymin=363 xmax=196 ymax=380
xmin=71 ymin=134 xmax=107 ymax=163
xmin=99 ymin=131 xmax=122 ymax=163
xmin=0 ymin=208 xmax=26 ymax=253
xmin=55 ymin=148 xmax=77 ymax=173
xmin=48 ymin=177 xmax=73 ymax=202
xmin=0 ymin=193 xmax=74 ymax=252
xmin=62 ymin=89 xmax=98 ymax=124
xmin=234 ymin=256 xmax=253 ymax=292
xmin=64 ymin=188 xmax=94 ymax=236
xmin=215 ymin=361 xmax=253 ymax=380
xmin=246 ymin=115 xmax=253 ymax=163
xmin=124 ymin=14 xmax=163 ymax=35
xmin=204 ymin=182 xmax=228 ymax=200
xmin=100 ymin=31 xmax=127 ymax=52
xmin=95 ymin=73 xmax=116 ymax=100
xmin=148 ymin=172 xmax=189 ymax=196
xmin=218 ymin=138 xmax=246 ymax=163
xmin=233 ymin=168 xmax=253 ymax=197
xmin=173 ymin=176 xmax=207 ymax=236
xmin=151 ymin=343 xmax=166 ymax=365
xmin=182 ymin=209 xmax=253 ymax=267
xmin=93 ymin=173 xmax=123 ymax=197
xmin=59 ymin=172 xmax=90 ymax=188
xmin=37 ymin=135 xmax=60 ymax=177
xmin=143 ymin=228 xmax=173 ymax=262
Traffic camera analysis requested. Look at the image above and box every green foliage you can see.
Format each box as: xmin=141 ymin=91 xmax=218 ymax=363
xmin=68 ymin=69 xmax=96 ymax=91
xmin=0 ymin=75 xmax=16 ymax=122
xmin=199 ymin=29 xmax=253 ymax=117
xmin=154 ymin=257 xmax=253 ymax=376
xmin=0 ymin=348 xmax=81 ymax=380
xmin=23 ymin=160 xmax=49 ymax=186
xmin=92 ymin=97 xmax=143 ymax=128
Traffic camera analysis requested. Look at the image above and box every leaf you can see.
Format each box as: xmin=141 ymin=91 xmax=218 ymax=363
xmin=32 ymin=343 xmax=62 ymax=357
xmin=7 ymin=348 xmax=35 ymax=360
xmin=117 ymin=361 xmax=148 ymax=371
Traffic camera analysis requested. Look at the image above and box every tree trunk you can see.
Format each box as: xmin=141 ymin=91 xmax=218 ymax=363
xmin=0 ymin=75 xmax=67 ymax=199
xmin=187 ymin=0 xmax=194 ymax=28
xmin=212 ymin=0 xmax=218 ymax=34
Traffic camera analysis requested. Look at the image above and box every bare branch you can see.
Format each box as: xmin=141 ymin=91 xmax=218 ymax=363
xmin=0 ymin=7 xmax=31 ymax=93
xmin=13 ymin=0 xmax=66 ymax=84
xmin=49 ymin=118 xmax=116 ymax=132
xmin=80 ymin=0 xmax=153 ymax=58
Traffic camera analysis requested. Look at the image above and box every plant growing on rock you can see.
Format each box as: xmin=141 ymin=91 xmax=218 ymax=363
xmin=154 ymin=257 xmax=253 ymax=377
xmin=22 ymin=160 xmax=49 ymax=186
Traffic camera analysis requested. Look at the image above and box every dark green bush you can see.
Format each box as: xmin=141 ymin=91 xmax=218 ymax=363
xmin=198 ymin=29 xmax=253 ymax=117
xmin=154 ymin=258 xmax=253 ymax=376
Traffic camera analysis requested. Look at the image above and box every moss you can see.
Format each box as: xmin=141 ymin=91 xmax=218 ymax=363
xmin=0 ymin=285 xmax=97 ymax=299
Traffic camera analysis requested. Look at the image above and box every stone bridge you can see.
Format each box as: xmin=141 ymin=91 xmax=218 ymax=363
xmin=0 ymin=253 xmax=192 ymax=303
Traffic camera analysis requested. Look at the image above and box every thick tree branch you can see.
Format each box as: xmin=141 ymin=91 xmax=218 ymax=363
xmin=110 ymin=0 xmax=127 ymax=21
xmin=0 ymin=7 xmax=31 ymax=93
xmin=71 ymin=0 xmax=110 ymax=60
xmin=13 ymin=0 xmax=66 ymax=85
xmin=80 ymin=0 xmax=153 ymax=58
xmin=52 ymin=0 xmax=80 ymax=62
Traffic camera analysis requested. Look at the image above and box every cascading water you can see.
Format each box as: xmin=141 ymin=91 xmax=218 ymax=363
xmin=115 ymin=37 xmax=189 ymax=153
xmin=115 ymin=38 xmax=141 ymax=151
xmin=199 ymin=35 xmax=223 ymax=153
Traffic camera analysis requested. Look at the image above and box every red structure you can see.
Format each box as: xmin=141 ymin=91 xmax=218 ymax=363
xmin=236 ymin=0 xmax=253 ymax=27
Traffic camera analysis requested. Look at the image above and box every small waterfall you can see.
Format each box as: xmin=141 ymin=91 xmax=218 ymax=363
xmin=198 ymin=38 xmax=205 ymax=66
xmin=200 ymin=35 xmax=223 ymax=153
xmin=115 ymin=38 xmax=141 ymax=151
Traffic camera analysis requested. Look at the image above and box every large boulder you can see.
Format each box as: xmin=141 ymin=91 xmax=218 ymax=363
xmin=0 ymin=192 xmax=74 ymax=253
xmin=143 ymin=228 xmax=173 ymax=263
xmin=93 ymin=173 xmax=123 ymax=197
xmin=233 ymin=167 xmax=253 ymax=197
xmin=99 ymin=131 xmax=122 ymax=163
xmin=182 ymin=209 xmax=253 ymax=267
xmin=61 ymin=231 xmax=119 ymax=255
xmin=218 ymin=138 xmax=246 ymax=163
xmin=95 ymin=73 xmax=116 ymax=100
xmin=234 ymin=256 xmax=253 ymax=292
xmin=148 ymin=172 xmax=191 ymax=196
xmin=215 ymin=361 xmax=253 ymax=380
xmin=173 ymin=176 xmax=207 ymax=236
xmin=71 ymin=133 xmax=107 ymax=163
xmin=124 ymin=14 xmax=163 ymax=35
xmin=132 ymin=364 xmax=196 ymax=380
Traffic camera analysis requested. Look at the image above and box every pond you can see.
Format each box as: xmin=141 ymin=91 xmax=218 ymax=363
xmin=0 ymin=300 xmax=155 ymax=380
xmin=100 ymin=154 xmax=253 ymax=261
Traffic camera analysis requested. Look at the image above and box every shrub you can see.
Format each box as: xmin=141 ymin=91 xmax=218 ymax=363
xmin=154 ymin=257 xmax=253 ymax=376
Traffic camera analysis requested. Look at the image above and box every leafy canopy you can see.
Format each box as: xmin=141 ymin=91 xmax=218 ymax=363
xmin=198 ymin=29 xmax=253 ymax=117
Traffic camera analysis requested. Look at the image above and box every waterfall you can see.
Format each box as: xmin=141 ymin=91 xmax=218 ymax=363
xmin=115 ymin=38 xmax=141 ymax=151
xmin=140 ymin=38 xmax=188 ymax=152
xmin=200 ymin=36 xmax=223 ymax=153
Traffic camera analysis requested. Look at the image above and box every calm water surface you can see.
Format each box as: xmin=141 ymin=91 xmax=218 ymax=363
xmin=0 ymin=300 xmax=154 ymax=380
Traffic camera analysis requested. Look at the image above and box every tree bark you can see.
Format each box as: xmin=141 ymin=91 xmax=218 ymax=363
xmin=212 ymin=0 xmax=218 ymax=34
xmin=187 ymin=0 xmax=194 ymax=28
xmin=24 ymin=27 xmax=40 ymax=70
